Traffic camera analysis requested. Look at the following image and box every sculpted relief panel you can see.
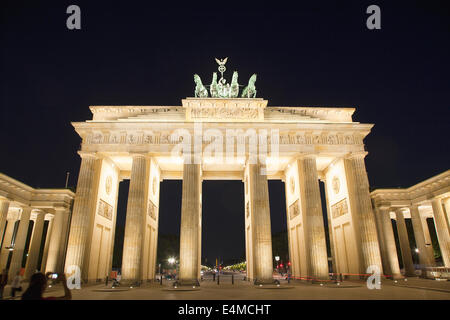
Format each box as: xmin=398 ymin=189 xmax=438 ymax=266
xmin=289 ymin=200 xmax=300 ymax=220
xmin=86 ymin=130 xmax=363 ymax=147
xmin=148 ymin=200 xmax=157 ymax=221
xmin=98 ymin=199 xmax=113 ymax=220
xmin=331 ymin=198 xmax=348 ymax=219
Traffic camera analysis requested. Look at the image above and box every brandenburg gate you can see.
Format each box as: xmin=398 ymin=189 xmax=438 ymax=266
xmin=63 ymin=60 xmax=384 ymax=285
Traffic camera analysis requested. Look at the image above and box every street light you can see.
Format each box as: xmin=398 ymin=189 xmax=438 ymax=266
xmin=168 ymin=257 xmax=176 ymax=264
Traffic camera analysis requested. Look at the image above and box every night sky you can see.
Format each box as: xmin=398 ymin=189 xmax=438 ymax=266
xmin=1 ymin=1 xmax=449 ymax=265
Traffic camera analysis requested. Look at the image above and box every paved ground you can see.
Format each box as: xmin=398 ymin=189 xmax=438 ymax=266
xmin=4 ymin=276 xmax=447 ymax=300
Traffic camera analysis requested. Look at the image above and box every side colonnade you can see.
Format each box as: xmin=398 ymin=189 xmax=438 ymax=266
xmin=0 ymin=173 xmax=74 ymax=283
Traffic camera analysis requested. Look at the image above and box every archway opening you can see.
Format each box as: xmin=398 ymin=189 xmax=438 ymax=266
xmin=112 ymin=180 xmax=129 ymax=272
xmin=268 ymin=180 xmax=289 ymax=274
xmin=156 ymin=180 xmax=182 ymax=275
xmin=202 ymin=180 xmax=245 ymax=270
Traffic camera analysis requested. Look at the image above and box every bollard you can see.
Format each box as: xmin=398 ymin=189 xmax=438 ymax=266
xmin=105 ymin=276 xmax=108 ymax=287
xmin=217 ymin=274 xmax=220 ymax=285
xmin=160 ymin=275 xmax=163 ymax=285
xmin=213 ymin=273 xmax=216 ymax=282
xmin=287 ymin=274 xmax=290 ymax=284
xmin=232 ymin=274 xmax=234 ymax=285
xmin=339 ymin=273 xmax=343 ymax=282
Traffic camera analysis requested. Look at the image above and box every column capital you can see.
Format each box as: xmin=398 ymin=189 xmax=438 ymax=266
xmin=376 ymin=205 xmax=391 ymax=212
xmin=344 ymin=151 xmax=368 ymax=160
xmin=395 ymin=207 xmax=407 ymax=214
xmin=30 ymin=209 xmax=46 ymax=220
xmin=19 ymin=205 xmax=33 ymax=212
xmin=295 ymin=153 xmax=316 ymax=160
xmin=129 ymin=152 xmax=149 ymax=159
xmin=0 ymin=196 xmax=11 ymax=202
xmin=45 ymin=213 xmax=55 ymax=221
xmin=431 ymin=197 xmax=443 ymax=204
xmin=77 ymin=151 xmax=99 ymax=159
xmin=374 ymin=201 xmax=392 ymax=210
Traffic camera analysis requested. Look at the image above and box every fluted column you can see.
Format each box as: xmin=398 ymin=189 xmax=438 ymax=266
xmin=65 ymin=153 xmax=99 ymax=278
xmin=8 ymin=207 xmax=32 ymax=279
xmin=24 ymin=210 xmax=45 ymax=279
xmin=0 ymin=214 xmax=18 ymax=270
xmin=179 ymin=163 xmax=202 ymax=285
xmin=121 ymin=154 xmax=147 ymax=282
xmin=0 ymin=199 xmax=10 ymax=247
xmin=47 ymin=209 xmax=69 ymax=274
xmin=40 ymin=215 xmax=54 ymax=272
xmin=443 ymin=199 xmax=450 ymax=231
xmin=420 ymin=216 xmax=435 ymax=265
xmin=322 ymin=178 xmax=337 ymax=274
xmin=431 ymin=198 xmax=450 ymax=267
xmin=344 ymin=152 xmax=383 ymax=273
xmin=379 ymin=208 xmax=402 ymax=279
xmin=374 ymin=207 xmax=391 ymax=276
xmin=297 ymin=156 xmax=328 ymax=280
xmin=409 ymin=205 xmax=434 ymax=268
xmin=248 ymin=162 xmax=273 ymax=284
xmin=395 ymin=209 xmax=416 ymax=276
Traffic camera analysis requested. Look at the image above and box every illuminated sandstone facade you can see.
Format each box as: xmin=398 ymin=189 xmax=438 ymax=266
xmin=371 ymin=170 xmax=450 ymax=276
xmin=0 ymin=173 xmax=74 ymax=282
xmin=64 ymin=97 xmax=385 ymax=284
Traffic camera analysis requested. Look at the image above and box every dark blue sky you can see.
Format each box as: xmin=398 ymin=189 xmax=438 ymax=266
xmin=1 ymin=1 xmax=449 ymax=262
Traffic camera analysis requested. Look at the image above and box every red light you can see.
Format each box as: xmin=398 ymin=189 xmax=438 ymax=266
xmin=280 ymin=264 xmax=284 ymax=268
xmin=288 ymin=262 xmax=291 ymax=266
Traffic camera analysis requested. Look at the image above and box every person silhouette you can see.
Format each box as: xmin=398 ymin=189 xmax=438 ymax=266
xmin=21 ymin=273 xmax=72 ymax=300
xmin=0 ymin=269 xmax=8 ymax=299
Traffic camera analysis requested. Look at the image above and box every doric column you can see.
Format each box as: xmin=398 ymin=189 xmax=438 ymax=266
xmin=321 ymin=178 xmax=337 ymax=275
xmin=297 ymin=156 xmax=328 ymax=280
xmin=374 ymin=207 xmax=390 ymax=276
xmin=121 ymin=154 xmax=148 ymax=283
xmin=8 ymin=207 xmax=32 ymax=280
xmin=0 ymin=213 xmax=18 ymax=270
xmin=247 ymin=162 xmax=273 ymax=284
xmin=179 ymin=162 xmax=202 ymax=285
xmin=431 ymin=198 xmax=450 ymax=267
xmin=344 ymin=152 xmax=383 ymax=273
xmin=24 ymin=210 xmax=45 ymax=279
xmin=420 ymin=216 xmax=435 ymax=265
xmin=47 ymin=209 xmax=70 ymax=274
xmin=443 ymin=199 xmax=450 ymax=231
xmin=409 ymin=205 xmax=434 ymax=268
xmin=378 ymin=207 xmax=402 ymax=279
xmin=0 ymin=199 xmax=10 ymax=247
xmin=40 ymin=215 xmax=54 ymax=272
xmin=395 ymin=209 xmax=416 ymax=276
xmin=65 ymin=153 xmax=100 ymax=278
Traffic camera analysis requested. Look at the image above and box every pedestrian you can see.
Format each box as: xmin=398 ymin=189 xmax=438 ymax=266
xmin=0 ymin=269 xmax=8 ymax=299
xmin=11 ymin=271 xmax=23 ymax=298
xmin=21 ymin=273 xmax=71 ymax=300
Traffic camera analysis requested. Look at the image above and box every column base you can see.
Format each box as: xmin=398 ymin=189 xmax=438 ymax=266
xmin=176 ymin=279 xmax=200 ymax=287
xmin=391 ymin=274 xmax=404 ymax=280
xmin=120 ymin=279 xmax=144 ymax=287
xmin=253 ymin=278 xmax=275 ymax=285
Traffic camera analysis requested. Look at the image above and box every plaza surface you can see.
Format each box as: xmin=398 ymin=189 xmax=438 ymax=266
xmin=11 ymin=277 xmax=447 ymax=300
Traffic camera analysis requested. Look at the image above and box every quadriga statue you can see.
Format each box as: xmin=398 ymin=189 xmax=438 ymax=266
xmin=241 ymin=74 xmax=257 ymax=98
xmin=194 ymin=74 xmax=208 ymax=98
